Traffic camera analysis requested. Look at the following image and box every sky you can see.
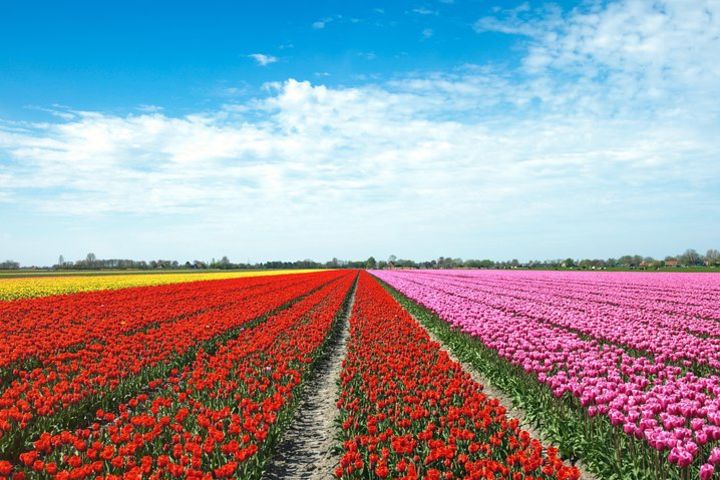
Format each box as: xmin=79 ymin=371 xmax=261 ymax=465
xmin=1 ymin=0 xmax=719 ymax=266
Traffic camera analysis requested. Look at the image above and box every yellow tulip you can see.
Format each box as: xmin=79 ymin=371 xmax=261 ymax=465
xmin=0 ymin=270 xmax=320 ymax=301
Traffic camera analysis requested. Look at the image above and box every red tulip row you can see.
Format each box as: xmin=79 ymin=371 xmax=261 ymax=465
xmin=0 ymin=273 xmax=315 ymax=370
xmin=0 ymin=270 xmax=347 ymax=460
xmin=2 ymin=271 xmax=356 ymax=480
xmin=336 ymin=272 xmax=580 ymax=480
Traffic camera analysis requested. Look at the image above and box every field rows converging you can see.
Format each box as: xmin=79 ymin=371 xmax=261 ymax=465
xmin=336 ymin=272 xmax=580 ymax=480
xmin=8 ymin=271 xmax=357 ymax=480
xmin=373 ymin=269 xmax=720 ymax=479
xmin=2 ymin=269 xmax=719 ymax=479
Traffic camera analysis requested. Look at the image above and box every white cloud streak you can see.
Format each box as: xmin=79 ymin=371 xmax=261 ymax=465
xmin=248 ymin=53 xmax=277 ymax=66
xmin=411 ymin=7 xmax=439 ymax=15
xmin=311 ymin=15 xmax=343 ymax=29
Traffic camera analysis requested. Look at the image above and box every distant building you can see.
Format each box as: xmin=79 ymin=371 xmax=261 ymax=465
xmin=665 ymin=258 xmax=679 ymax=267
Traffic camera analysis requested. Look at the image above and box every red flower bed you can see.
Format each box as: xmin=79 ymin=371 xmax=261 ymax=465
xmin=4 ymin=271 xmax=356 ymax=479
xmin=0 ymin=271 xmax=346 ymax=460
xmin=336 ymin=272 xmax=580 ymax=480
xmin=0 ymin=273 xmax=317 ymax=369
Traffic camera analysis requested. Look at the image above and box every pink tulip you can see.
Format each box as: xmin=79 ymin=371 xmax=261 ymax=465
xmin=709 ymin=447 xmax=720 ymax=465
xmin=374 ymin=268 xmax=720 ymax=472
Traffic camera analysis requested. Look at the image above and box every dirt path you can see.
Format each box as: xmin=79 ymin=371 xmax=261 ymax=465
xmin=413 ymin=315 xmax=600 ymax=480
xmin=262 ymin=282 xmax=356 ymax=480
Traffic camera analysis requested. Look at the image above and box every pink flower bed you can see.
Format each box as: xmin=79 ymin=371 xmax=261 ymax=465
xmin=373 ymin=269 xmax=720 ymax=476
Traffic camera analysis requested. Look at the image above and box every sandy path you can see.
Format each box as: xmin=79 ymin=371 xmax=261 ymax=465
xmin=262 ymin=281 xmax=356 ymax=480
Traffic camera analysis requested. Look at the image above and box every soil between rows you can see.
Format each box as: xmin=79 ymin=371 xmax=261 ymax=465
xmin=262 ymin=280 xmax=357 ymax=480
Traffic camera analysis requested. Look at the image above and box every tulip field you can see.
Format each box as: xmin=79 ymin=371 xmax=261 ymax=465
xmin=2 ymin=268 xmax=718 ymax=479
xmin=0 ymin=270 xmax=317 ymax=301
xmin=336 ymin=273 xmax=579 ymax=480
xmin=374 ymin=269 xmax=720 ymax=480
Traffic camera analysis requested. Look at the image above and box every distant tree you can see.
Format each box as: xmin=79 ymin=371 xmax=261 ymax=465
xmin=437 ymin=256 xmax=461 ymax=269
xmin=562 ymin=258 xmax=575 ymax=268
xmin=705 ymin=249 xmax=720 ymax=266
xmin=0 ymin=260 xmax=20 ymax=269
xmin=394 ymin=258 xmax=419 ymax=268
xmin=81 ymin=253 xmax=97 ymax=268
xmin=679 ymin=249 xmax=703 ymax=266
xmin=211 ymin=256 xmax=232 ymax=269
xmin=58 ymin=255 xmax=65 ymax=267
xmin=617 ymin=255 xmax=643 ymax=268
xmin=366 ymin=256 xmax=377 ymax=269
xmin=388 ymin=255 xmax=397 ymax=264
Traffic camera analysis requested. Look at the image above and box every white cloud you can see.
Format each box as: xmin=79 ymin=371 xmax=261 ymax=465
xmin=137 ymin=104 xmax=163 ymax=113
xmin=1 ymin=74 xmax=716 ymax=221
xmin=474 ymin=3 xmax=560 ymax=36
xmin=523 ymin=0 xmax=720 ymax=92
xmin=411 ymin=7 xmax=438 ymax=15
xmin=248 ymin=53 xmax=277 ymax=66
xmin=476 ymin=1 xmax=720 ymax=89
xmin=311 ymin=15 xmax=342 ymax=29
xmin=422 ymin=28 xmax=434 ymax=38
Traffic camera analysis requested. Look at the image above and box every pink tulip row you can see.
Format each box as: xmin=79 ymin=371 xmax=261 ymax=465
xmin=390 ymin=271 xmax=720 ymax=369
xmin=372 ymin=269 xmax=720 ymax=477
xmin=419 ymin=270 xmax=720 ymax=321
xmin=394 ymin=275 xmax=720 ymax=368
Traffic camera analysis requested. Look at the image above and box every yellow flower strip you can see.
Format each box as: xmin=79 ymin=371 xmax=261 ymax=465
xmin=0 ymin=270 xmax=320 ymax=300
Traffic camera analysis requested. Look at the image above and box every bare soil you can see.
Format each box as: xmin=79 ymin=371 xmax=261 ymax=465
xmin=262 ymin=286 xmax=355 ymax=480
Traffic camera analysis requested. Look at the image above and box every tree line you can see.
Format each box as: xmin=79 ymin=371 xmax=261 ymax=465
xmin=368 ymin=249 xmax=720 ymax=270
xmin=48 ymin=254 xmax=326 ymax=271
xmin=1 ymin=248 xmax=718 ymax=271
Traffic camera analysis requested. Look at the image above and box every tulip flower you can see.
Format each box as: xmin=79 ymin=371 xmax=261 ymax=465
xmin=374 ymin=269 xmax=720 ymax=476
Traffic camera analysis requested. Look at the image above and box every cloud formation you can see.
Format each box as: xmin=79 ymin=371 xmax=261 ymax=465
xmin=411 ymin=8 xmax=439 ymax=16
xmin=248 ymin=53 xmax=278 ymax=66
xmin=1 ymin=0 xmax=719 ymax=260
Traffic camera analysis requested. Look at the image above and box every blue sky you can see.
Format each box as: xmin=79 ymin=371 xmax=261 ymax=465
xmin=0 ymin=0 xmax=527 ymax=117
xmin=1 ymin=0 xmax=719 ymax=265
